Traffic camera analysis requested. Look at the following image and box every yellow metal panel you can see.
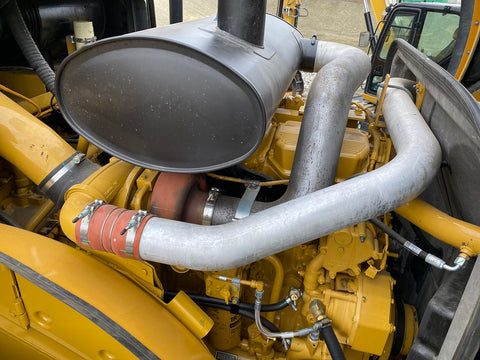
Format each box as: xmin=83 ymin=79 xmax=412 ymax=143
xmin=368 ymin=0 xmax=389 ymax=24
xmin=0 ymin=69 xmax=46 ymax=98
xmin=16 ymin=274 xmax=141 ymax=360
xmin=0 ymin=225 xmax=214 ymax=359
xmin=17 ymin=92 xmax=55 ymax=114
xmin=362 ymin=92 xmax=378 ymax=104
xmin=0 ymin=265 xmax=26 ymax=329
xmin=349 ymin=273 xmax=393 ymax=355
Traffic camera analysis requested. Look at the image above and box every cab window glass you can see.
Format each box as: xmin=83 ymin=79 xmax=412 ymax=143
xmin=379 ymin=14 xmax=415 ymax=59
xmin=417 ymin=12 xmax=460 ymax=63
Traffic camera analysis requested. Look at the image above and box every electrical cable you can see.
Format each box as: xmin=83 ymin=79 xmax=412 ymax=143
xmin=207 ymin=172 xmax=289 ymax=187
xmin=0 ymin=84 xmax=42 ymax=117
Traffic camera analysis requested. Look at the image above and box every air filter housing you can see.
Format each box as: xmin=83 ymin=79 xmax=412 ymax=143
xmin=56 ymin=14 xmax=302 ymax=172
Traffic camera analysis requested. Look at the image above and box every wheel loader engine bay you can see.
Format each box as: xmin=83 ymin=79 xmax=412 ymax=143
xmin=0 ymin=0 xmax=479 ymax=359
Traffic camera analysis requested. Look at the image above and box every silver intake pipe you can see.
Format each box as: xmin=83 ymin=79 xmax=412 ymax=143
xmin=138 ymin=85 xmax=442 ymax=270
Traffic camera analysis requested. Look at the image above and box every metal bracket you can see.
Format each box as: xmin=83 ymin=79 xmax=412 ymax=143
xmin=415 ymin=82 xmax=426 ymax=110
xmin=234 ymin=181 xmax=260 ymax=220
xmin=67 ymin=35 xmax=97 ymax=45
xmin=375 ymin=74 xmax=391 ymax=127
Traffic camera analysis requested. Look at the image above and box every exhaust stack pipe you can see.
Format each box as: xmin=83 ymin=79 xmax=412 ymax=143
xmin=217 ymin=0 xmax=267 ymax=46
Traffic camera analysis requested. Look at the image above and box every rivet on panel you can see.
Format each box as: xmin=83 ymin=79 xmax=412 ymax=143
xmin=98 ymin=350 xmax=116 ymax=360
xmin=33 ymin=311 xmax=53 ymax=329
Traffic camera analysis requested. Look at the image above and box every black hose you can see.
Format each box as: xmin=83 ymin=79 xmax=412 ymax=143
xmin=164 ymin=290 xmax=289 ymax=312
xmin=0 ymin=210 xmax=22 ymax=228
xmin=240 ymin=299 xmax=289 ymax=312
xmin=163 ymin=291 xmax=281 ymax=333
xmin=369 ymin=218 xmax=428 ymax=261
xmin=3 ymin=0 xmax=56 ymax=95
xmin=194 ymin=301 xmax=280 ymax=334
xmin=319 ymin=322 xmax=345 ymax=360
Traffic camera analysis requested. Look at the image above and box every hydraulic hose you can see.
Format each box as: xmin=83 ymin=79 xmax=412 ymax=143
xmin=254 ymin=290 xmax=315 ymax=340
xmin=197 ymin=302 xmax=280 ymax=334
xmin=163 ymin=290 xmax=290 ymax=313
xmin=3 ymin=0 xmax=56 ymax=95
xmin=369 ymin=218 xmax=467 ymax=271
xmin=162 ymin=291 xmax=280 ymax=333
xmin=318 ymin=320 xmax=346 ymax=360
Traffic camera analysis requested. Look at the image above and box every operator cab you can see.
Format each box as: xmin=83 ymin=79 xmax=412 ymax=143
xmin=365 ymin=2 xmax=460 ymax=96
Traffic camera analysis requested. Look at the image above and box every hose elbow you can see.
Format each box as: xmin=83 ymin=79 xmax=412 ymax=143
xmin=60 ymin=159 xmax=137 ymax=242
xmin=299 ymin=37 xmax=370 ymax=78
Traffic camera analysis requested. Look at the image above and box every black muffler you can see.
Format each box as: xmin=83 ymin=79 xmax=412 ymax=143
xmin=56 ymin=0 xmax=303 ymax=173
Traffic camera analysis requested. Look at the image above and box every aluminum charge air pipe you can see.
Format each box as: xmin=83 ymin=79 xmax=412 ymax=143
xmin=70 ymin=83 xmax=441 ymax=271
xmin=136 ymin=84 xmax=441 ymax=270
xmin=211 ymin=40 xmax=372 ymax=222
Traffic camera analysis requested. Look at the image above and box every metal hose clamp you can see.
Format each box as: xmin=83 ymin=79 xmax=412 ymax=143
xmin=123 ymin=210 xmax=148 ymax=256
xmin=40 ymin=152 xmax=86 ymax=194
xmin=202 ymin=188 xmax=221 ymax=225
xmin=73 ymin=199 xmax=105 ymax=245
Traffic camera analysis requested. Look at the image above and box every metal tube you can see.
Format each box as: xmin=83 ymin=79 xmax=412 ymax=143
xmin=395 ymin=198 xmax=480 ymax=257
xmin=284 ymin=42 xmax=371 ymax=200
xmin=217 ymin=0 xmax=267 ymax=46
xmin=264 ymin=255 xmax=284 ymax=322
xmin=169 ymin=0 xmax=182 ymax=24
xmin=0 ymin=92 xmax=76 ymax=184
xmin=137 ymin=86 xmax=441 ymax=270
xmin=211 ymin=41 xmax=371 ymax=222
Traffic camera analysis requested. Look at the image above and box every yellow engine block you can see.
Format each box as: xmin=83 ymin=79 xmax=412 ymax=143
xmin=0 ymin=72 xmax=416 ymax=360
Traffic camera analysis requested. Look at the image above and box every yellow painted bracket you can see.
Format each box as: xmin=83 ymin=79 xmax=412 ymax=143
xmin=375 ymin=74 xmax=391 ymax=127
xmin=415 ymin=82 xmax=426 ymax=110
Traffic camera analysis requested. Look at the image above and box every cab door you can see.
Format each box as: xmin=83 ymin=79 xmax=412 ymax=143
xmin=364 ymin=5 xmax=460 ymax=96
